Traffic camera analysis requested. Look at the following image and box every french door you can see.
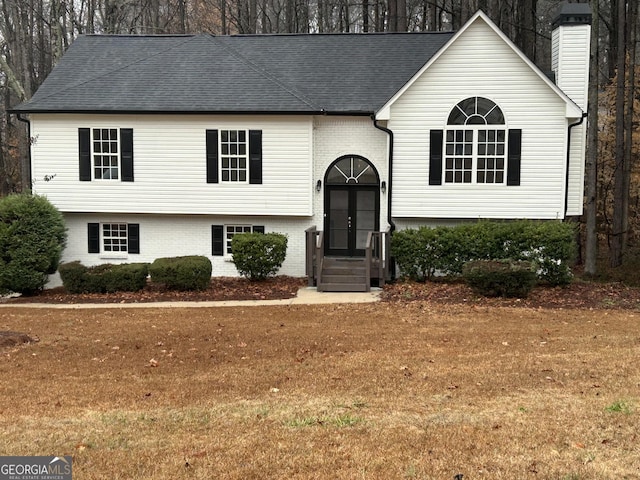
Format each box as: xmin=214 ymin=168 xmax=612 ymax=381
xmin=324 ymin=185 xmax=379 ymax=257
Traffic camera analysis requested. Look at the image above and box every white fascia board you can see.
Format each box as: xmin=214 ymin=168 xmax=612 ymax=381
xmin=375 ymin=10 xmax=584 ymax=121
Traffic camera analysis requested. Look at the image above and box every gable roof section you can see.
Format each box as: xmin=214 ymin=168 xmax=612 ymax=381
xmin=13 ymin=32 xmax=453 ymax=114
xmin=376 ymin=10 xmax=584 ymax=120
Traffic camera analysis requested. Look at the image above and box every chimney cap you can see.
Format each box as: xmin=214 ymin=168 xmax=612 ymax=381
xmin=552 ymin=2 xmax=592 ymax=28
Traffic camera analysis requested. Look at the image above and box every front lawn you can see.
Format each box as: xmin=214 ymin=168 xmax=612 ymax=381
xmin=0 ymin=302 xmax=638 ymax=479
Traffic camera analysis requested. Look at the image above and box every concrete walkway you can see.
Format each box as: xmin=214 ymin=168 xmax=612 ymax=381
xmin=0 ymin=287 xmax=382 ymax=309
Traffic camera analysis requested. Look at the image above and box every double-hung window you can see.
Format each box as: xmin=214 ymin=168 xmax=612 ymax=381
xmin=205 ymin=129 xmax=262 ymax=184
xmin=102 ymin=223 xmax=128 ymax=252
xmin=220 ymin=130 xmax=248 ymax=182
xmin=444 ymin=97 xmax=506 ymax=184
xmin=79 ymin=128 xmax=134 ymax=182
xmin=92 ymin=128 xmax=120 ymax=180
xmin=225 ymin=225 xmax=253 ymax=254
xmin=88 ymin=222 xmax=140 ymax=255
xmin=211 ymin=224 xmax=265 ymax=256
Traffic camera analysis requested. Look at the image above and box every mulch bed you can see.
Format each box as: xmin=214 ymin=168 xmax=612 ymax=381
xmin=3 ymin=275 xmax=640 ymax=310
xmin=381 ymin=279 xmax=640 ymax=310
xmin=3 ymin=276 xmax=308 ymax=304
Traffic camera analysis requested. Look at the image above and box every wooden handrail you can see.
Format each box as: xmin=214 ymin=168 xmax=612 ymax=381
xmin=316 ymin=231 xmax=324 ymax=287
xmin=365 ymin=232 xmax=373 ymax=291
xmin=307 ymin=226 xmax=390 ymax=290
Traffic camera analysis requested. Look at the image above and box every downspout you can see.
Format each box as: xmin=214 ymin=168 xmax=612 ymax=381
xmin=373 ymin=116 xmax=396 ymax=281
xmin=564 ymin=112 xmax=588 ymax=218
xmin=372 ymin=116 xmax=396 ymax=234
xmin=16 ymin=113 xmax=33 ymax=192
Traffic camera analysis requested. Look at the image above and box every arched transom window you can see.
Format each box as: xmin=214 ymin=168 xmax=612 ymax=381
xmin=326 ymin=155 xmax=379 ymax=185
xmin=445 ymin=97 xmax=506 ymax=184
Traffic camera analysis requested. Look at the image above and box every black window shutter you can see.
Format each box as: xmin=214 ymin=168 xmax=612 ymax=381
xmin=253 ymin=225 xmax=265 ymax=234
xmin=507 ymin=129 xmax=522 ymax=186
xmin=120 ymin=128 xmax=134 ymax=182
xmin=429 ymin=130 xmax=444 ymax=185
xmin=79 ymin=128 xmax=91 ymax=181
xmin=88 ymin=223 xmax=100 ymax=253
xmin=249 ymin=130 xmax=262 ymax=184
xmin=127 ymin=223 xmax=140 ymax=254
xmin=212 ymin=225 xmax=224 ymax=256
xmin=206 ymin=130 xmax=219 ymax=183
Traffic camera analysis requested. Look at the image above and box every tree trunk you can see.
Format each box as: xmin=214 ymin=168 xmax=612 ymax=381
xmin=621 ymin=0 xmax=636 ymax=247
xmin=221 ymin=0 xmax=227 ymax=34
xmin=363 ymin=0 xmax=369 ymax=32
xmin=584 ymin=0 xmax=600 ymax=275
xmin=388 ymin=0 xmax=397 ymax=31
xmin=609 ymin=0 xmax=627 ymax=268
xmin=397 ymin=0 xmax=406 ymax=31
xmin=519 ymin=0 xmax=537 ymax=62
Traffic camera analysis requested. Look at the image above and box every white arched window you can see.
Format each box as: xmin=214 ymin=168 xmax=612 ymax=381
xmin=444 ymin=97 xmax=506 ymax=184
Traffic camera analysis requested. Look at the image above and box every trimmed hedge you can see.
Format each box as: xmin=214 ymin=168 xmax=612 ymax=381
xmin=0 ymin=193 xmax=67 ymax=294
xmin=462 ymin=259 xmax=537 ymax=298
xmin=391 ymin=220 xmax=576 ymax=286
xmin=149 ymin=255 xmax=212 ymax=291
xmin=232 ymin=232 xmax=288 ymax=281
xmin=59 ymin=261 xmax=149 ymax=293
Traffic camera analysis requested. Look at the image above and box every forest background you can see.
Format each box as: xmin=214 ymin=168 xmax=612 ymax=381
xmin=0 ymin=0 xmax=638 ymax=274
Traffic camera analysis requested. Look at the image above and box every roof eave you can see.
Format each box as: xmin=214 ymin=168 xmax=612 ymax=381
xmin=9 ymin=107 xmax=375 ymax=116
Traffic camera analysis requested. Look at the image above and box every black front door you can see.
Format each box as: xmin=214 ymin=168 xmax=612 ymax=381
xmin=325 ymin=185 xmax=379 ymax=257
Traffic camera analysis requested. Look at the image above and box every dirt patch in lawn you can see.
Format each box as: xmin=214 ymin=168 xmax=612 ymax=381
xmin=1 ymin=302 xmax=638 ymax=479
xmin=0 ymin=330 xmax=37 ymax=348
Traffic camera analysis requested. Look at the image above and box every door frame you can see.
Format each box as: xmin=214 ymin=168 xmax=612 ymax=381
xmin=323 ymin=155 xmax=380 ymax=257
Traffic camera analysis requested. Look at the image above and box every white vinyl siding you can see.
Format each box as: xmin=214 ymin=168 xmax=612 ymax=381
xmin=30 ymin=115 xmax=312 ymax=216
xmin=552 ymin=23 xmax=590 ymax=216
xmin=389 ymin=18 xmax=573 ymax=220
xmin=552 ymin=25 xmax=590 ymax=111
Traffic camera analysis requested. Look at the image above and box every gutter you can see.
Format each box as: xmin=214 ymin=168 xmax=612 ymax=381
xmin=564 ymin=112 xmax=588 ymax=218
xmin=15 ymin=113 xmax=32 ymax=192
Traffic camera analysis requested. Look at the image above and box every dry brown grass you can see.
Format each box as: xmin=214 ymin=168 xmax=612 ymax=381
xmin=1 ymin=302 xmax=639 ymax=479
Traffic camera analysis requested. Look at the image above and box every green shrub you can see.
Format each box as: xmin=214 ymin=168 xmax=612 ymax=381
xmin=59 ymin=261 xmax=149 ymax=293
xmin=390 ymin=220 xmax=576 ymax=286
xmin=390 ymin=227 xmax=440 ymax=281
xmin=58 ymin=261 xmax=89 ymax=293
xmin=232 ymin=232 xmax=288 ymax=281
xmin=149 ymin=255 xmax=212 ymax=290
xmin=102 ymin=263 xmax=149 ymax=293
xmin=0 ymin=193 xmax=67 ymax=294
xmin=462 ymin=259 xmax=537 ymax=298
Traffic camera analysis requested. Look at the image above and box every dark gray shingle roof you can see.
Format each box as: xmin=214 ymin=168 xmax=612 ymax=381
xmin=13 ymin=31 xmax=454 ymax=114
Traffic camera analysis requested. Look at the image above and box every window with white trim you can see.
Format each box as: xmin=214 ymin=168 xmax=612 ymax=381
xmin=92 ymin=128 xmax=119 ymax=180
xmin=444 ymin=97 xmax=506 ymax=184
xmin=220 ymin=130 xmax=248 ymax=182
xmin=225 ymin=225 xmax=252 ymax=254
xmin=103 ymin=223 xmax=128 ymax=252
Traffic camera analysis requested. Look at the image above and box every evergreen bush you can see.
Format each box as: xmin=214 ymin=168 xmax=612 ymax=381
xmin=102 ymin=263 xmax=149 ymax=293
xmin=59 ymin=261 xmax=149 ymax=293
xmin=232 ymin=232 xmax=288 ymax=281
xmin=149 ymin=255 xmax=212 ymax=290
xmin=391 ymin=220 xmax=576 ymax=286
xmin=462 ymin=259 xmax=537 ymax=298
xmin=0 ymin=194 xmax=67 ymax=294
